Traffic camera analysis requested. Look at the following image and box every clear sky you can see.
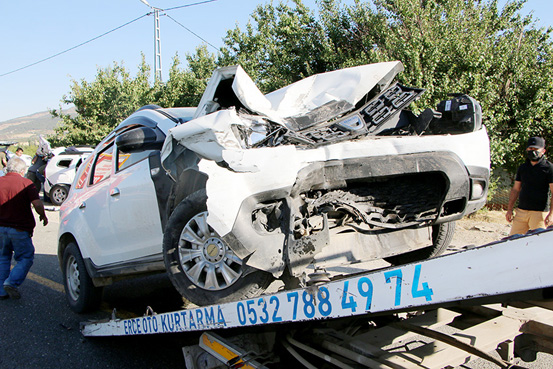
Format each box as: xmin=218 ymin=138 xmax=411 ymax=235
xmin=0 ymin=0 xmax=551 ymax=122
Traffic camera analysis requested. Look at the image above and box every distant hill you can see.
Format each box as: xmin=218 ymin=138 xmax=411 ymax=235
xmin=0 ymin=107 xmax=76 ymax=143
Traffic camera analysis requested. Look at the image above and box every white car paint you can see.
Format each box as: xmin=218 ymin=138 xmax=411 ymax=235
xmin=198 ymin=128 xmax=490 ymax=239
xmin=193 ymin=62 xmax=403 ymax=123
xmin=6 ymin=150 xmax=32 ymax=167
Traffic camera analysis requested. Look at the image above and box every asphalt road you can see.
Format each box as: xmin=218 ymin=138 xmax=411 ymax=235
xmin=0 ymin=208 xmax=194 ymax=369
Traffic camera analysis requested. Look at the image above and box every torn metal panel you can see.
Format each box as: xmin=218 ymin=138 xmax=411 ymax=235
xmin=162 ymin=109 xmax=247 ymax=163
xmin=193 ymin=62 xmax=404 ymax=126
xmin=263 ymin=61 xmax=403 ymax=123
xmin=194 ymin=65 xmax=276 ymax=122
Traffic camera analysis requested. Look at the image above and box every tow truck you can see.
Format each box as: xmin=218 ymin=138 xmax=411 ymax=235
xmin=81 ymin=227 xmax=553 ymax=368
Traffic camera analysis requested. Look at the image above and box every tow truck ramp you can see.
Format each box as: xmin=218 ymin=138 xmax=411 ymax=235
xmin=82 ymin=229 xmax=553 ymax=368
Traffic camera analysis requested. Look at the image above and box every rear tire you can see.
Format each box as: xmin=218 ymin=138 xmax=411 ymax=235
xmin=50 ymin=184 xmax=70 ymax=206
xmin=384 ymin=222 xmax=455 ymax=266
xmin=163 ymin=190 xmax=274 ymax=306
xmin=62 ymin=242 xmax=103 ymax=313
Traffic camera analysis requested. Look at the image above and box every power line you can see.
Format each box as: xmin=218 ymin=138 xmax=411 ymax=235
xmin=164 ymin=0 xmax=218 ymax=12
xmin=0 ymin=14 xmax=148 ymax=78
xmin=166 ymin=14 xmax=220 ymax=52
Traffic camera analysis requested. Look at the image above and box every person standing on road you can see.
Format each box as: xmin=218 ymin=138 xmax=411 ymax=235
xmin=0 ymin=157 xmax=48 ymax=300
xmin=26 ymin=152 xmax=47 ymax=195
xmin=506 ymin=136 xmax=553 ymax=235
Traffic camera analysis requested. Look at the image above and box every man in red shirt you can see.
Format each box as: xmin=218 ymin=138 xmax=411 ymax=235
xmin=0 ymin=157 xmax=48 ymax=299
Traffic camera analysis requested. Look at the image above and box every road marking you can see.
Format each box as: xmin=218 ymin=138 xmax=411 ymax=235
xmin=27 ymin=272 xmax=65 ymax=293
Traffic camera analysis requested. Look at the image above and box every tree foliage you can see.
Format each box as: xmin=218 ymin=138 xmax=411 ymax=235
xmin=50 ymin=51 xmax=213 ymax=146
xmin=51 ymin=0 xmax=553 ymax=174
xmin=51 ymin=56 xmax=152 ymax=146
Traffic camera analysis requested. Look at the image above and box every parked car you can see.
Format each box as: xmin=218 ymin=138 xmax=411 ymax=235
xmin=44 ymin=146 xmax=94 ymax=205
xmin=58 ymin=61 xmax=490 ymax=313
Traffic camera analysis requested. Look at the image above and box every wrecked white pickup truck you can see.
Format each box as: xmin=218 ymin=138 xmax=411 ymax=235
xmin=58 ymin=61 xmax=490 ymax=312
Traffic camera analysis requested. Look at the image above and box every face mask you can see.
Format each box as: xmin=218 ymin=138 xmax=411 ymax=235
xmin=527 ymin=150 xmax=542 ymax=161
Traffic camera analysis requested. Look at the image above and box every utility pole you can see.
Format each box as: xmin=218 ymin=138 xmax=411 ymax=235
xmin=153 ymin=7 xmax=162 ymax=83
xmin=140 ymin=0 xmax=162 ymax=83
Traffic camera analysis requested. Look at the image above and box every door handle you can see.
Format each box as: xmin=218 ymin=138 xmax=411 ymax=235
xmin=79 ymin=202 xmax=86 ymax=209
xmin=110 ymin=187 xmax=120 ymax=197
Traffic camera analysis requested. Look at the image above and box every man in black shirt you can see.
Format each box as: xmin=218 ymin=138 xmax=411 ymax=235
xmin=506 ymin=136 xmax=553 ymax=235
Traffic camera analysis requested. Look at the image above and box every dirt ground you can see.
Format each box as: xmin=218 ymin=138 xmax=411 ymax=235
xmin=450 ymin=210 xmax=511 ymax=251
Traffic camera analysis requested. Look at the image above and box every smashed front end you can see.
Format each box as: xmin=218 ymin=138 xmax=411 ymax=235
xmin=161 ymin=62 xmax=490 ymax=278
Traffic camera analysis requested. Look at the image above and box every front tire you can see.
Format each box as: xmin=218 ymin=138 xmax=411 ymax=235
xmin=384 ymin=221 xmax=455 ymax=266
xmin=62 ymin=242 xmax=103 ymax=313
xmin=50 ymin=184 xmax=70 ymax=206
xmin=163 ymin=190 xmax=274 ymax=306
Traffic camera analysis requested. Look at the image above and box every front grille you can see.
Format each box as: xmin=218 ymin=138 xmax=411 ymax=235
xmin=305 ymin=173 xmax=445 ymax=228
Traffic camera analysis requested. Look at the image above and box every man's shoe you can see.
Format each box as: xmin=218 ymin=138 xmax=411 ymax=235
xmin=3 ymin=285 xmax=20 ymax=300
xmin=0 ymin=294 xmax=8 ymax=300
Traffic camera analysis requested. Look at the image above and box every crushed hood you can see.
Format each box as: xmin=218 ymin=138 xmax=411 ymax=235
xmin=161 ymin=61 xmax=404 ymax=163
xmin=194 ymin=61 xmax=404 ymax=123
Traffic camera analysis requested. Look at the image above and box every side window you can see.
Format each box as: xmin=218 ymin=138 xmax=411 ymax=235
xmin=75 ymin=156 xmax=93 ymax=190
xmin=91 ymin=145 xmax=114 ymax=185
xmin=57 ymin=159 xmax=73 ymax=168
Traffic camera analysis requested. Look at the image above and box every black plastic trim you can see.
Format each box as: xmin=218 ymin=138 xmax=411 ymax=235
xmin=84 ymin=256 xmax=165 ymax=280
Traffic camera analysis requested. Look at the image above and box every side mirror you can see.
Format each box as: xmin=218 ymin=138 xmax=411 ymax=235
xmin=115 ymin=127 xmax=164 ymax=153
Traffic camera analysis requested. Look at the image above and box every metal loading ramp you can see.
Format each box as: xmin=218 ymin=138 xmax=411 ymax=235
xmin=81 ymin=228 xmax=553 ymax=368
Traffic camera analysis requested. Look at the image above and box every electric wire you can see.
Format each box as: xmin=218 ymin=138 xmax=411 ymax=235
xmin=164 ymin=0 xmax=217 ymax=12
xmin=0 ymin=14 xmax=148 ymax=78
xmin=165 ymin=14 xmax=220 ymax=51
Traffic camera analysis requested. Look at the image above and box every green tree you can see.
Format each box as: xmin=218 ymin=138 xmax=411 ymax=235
xmin=50 ymin=51 xmax=214 ymax=146
xmin=218 ymin=0 xmax=331 ymax=92
xmin=346 ymin=0 xmax=553 ymax=172
xmin=50 ymin=56 xmax=154 ymax=146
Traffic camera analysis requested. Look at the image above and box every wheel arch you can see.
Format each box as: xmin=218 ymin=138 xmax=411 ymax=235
xmin=167 ymin=169 xmax=208 ymax=222
xmin=58 ymin=232 xmax=78 ymax=268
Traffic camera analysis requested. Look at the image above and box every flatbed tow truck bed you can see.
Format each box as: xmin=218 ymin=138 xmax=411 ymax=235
xmin=81 ymin=228 xmax=553 ymax=368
